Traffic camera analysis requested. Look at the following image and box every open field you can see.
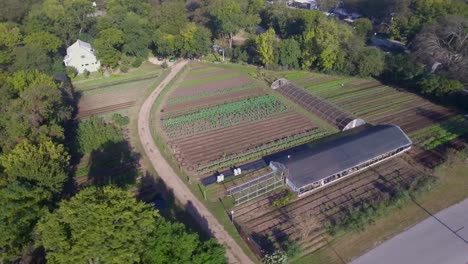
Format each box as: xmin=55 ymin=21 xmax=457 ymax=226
xmin=73 ymin=61 xmax=162 ymax=91
xmin=157 ymin=63 xmax=331 ymax=175
xmin=76 ymin=68 xmax=166 ymax=119
xmin=287 ymin=73 xmax=468 ymax=151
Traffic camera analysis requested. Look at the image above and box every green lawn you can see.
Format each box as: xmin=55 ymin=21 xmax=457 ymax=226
xmin=73 ymin=62 xmax=163 ymax=91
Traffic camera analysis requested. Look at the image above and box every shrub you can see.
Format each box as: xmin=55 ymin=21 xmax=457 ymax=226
xmin=66 ymin=66 xmax=78 ymax=79
xmin=77 ymin=117 xmax=124 ymax=154
xmin=120 ymin=64 xmax=129 ymax=73
xmin=161 ymin=61 xmax=168 ymax=69
xmin=132 ymin=57 xmax=143 ymax=68
xmin=263 ymin=250 xmax=287 ymax=264
xmin=83 ymin=69 xmax=90 ymax=79
xmin=284 ymin=240 xmax=302 ymax=259
xmin=271 ymin=192 xmax=295 ymax=207
xmin=112 ymin=113 xmax=130 ymax=126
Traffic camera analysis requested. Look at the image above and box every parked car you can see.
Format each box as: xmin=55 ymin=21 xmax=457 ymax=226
xmin=157 ymin=56 xmax=164 ymax=61
xmin=169 ymin=57 xmax=176 ymax=62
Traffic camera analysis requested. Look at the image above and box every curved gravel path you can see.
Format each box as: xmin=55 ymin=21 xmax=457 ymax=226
xmin=137 ymin=61 xmax=254 ymax=264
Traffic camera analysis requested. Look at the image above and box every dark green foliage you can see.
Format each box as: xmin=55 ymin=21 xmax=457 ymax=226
xmin=143 ymin=219 xmax=227 ymax=264
xmin=35 ymin=186 xmax=158 ymax=264
xmin=83 ymin=69 xmax=90 ymax=79
xmin=65 ymin=66 xmax=78 ymax=79
xmin=271 ymin=192 xmax=295 ymax=207
xmin=0 ymin=181 xmax=50 ymax=260
xmin=284 ymin=240 xmax=301 ymax=259
xmin=278 ymin=38 xmax=301 ymax=69
xmin=132 ymin=57 xmax=144 ymax=68
xmin=231 ymin=46 xmax=248 ymax=63
xmin=112 ymin=113 xmax=130 ymax=126
xmin=120 ymin=64 xmax=130 ymax=73
xmin=353 ymin=18 xmax=372 ymax=37
xmin=76 ymin=117 xmax=124 ymax=155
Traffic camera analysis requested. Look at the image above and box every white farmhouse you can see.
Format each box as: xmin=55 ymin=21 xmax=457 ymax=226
xmin=63 ymin=40 xmax=100 ymax=74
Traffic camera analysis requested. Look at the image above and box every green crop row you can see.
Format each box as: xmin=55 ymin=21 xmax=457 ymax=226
xmin=179 ymin=73 xmax=239 ymax=87
xmin=197 ymin=129 xmax=328 ymax=174
xmin=305 ymin=78 xmax=350 ymax=91
xmin=162 ymin=95 xmax=287 ymax=136
xmin=410 ymin=116 xmax=468 ymax=150
xmin=166 ymin=84 xmax=257 ymax=104
xmin=327 ymin=86 xmax=390 ymax=103
xmin=355 ymin=97 xmax=415 ymax=116
xmin=284 ymin=72 xmax=309 ymax=79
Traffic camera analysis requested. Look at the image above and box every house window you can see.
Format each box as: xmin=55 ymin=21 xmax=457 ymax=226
xmin=81 ymin=55 xmax=86 ymax=59
xmin=85 ymin=64 xmax=89 ymax=66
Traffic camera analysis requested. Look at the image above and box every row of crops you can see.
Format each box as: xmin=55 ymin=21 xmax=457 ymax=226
xmin=410 ymin=116 xmax=468 ymax=150
xmin=162 ymin=95 xmax=289 ymax=138
xmin=166 ymin=84 xmax=257 ymax=104
xmin=198 ymin=128 xmax=328 ymax=174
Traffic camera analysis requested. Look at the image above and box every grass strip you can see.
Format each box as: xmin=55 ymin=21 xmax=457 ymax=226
xmin=179 ymin=73 xmax=239 ymax=87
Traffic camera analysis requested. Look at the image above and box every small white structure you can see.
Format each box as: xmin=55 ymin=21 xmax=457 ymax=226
xmin=64 ymin=40 xmax=100 ymax=74
xmin=217 ymin=174 xmax=225 ymax=183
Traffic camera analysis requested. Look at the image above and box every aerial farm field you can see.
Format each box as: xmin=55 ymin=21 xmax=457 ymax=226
xmin=157 ymin=63 xmax=330 ymax=175
xmin=76 ymin=62 xmax=164 ymax=119
xmin=151 ymin=63 xmax=467 ymax=263
xmin=286 ymin=72 xmax=468 ymax=168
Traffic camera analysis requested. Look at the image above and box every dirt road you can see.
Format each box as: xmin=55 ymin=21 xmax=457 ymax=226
xmin=137 ymin=61 xmax=254 ymax=264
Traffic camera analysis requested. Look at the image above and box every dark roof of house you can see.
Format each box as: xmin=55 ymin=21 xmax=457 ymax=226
xmin=272 ymin=125 xmax=412 ymax=189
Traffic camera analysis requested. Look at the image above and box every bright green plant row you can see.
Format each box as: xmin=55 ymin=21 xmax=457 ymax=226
xmin=166 ymin=84 xmax=257 ymax=104
xmin=329 ymin=86 xmax=392 ymax=104
xmin=355 ymin=97 xmax=415 ymax=116
xmin=411 ymin=116 xmax=468 ymax=150
xmin=345 ymin=93 xmax=408 ymax=112
xmin=305 ymin=78 xmax=351 ymax=91
xmin=162 ymin=95 xmax=287 ymax=135
xmin=284 ymin=72 xmax=309 ymax=80
xmin=197 ymin=129 xmax=328 ymax=174
xmin=179 ymin=73 xmax=239 ymax=87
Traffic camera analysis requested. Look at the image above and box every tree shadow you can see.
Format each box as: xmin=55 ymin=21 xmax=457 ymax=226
xmin=137 ymin=172 xmax=212 ymax=241
xmin=87 ymin=140 xmax=140 ymax=188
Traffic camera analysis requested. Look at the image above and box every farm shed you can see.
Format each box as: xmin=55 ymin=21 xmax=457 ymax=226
xmin=272 ymin=125 xmax=412 ymax=197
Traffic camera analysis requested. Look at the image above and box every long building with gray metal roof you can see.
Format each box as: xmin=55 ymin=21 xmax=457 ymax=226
xmin=270 ymin=125 xmax=412 ymax=196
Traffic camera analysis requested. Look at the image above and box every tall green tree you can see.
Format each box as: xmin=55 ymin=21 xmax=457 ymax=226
xmin=143 ymin=219 xmax=226 ymax=264
xmin=209 ymin=0 xmax=245 ymax=48
xmin=279 ymin=38 xmax=301 ymax=69
xmin=0 ymin=23 xmax=21 ymax=66
xmin=0 ymin=139 xmax=70 ymax=194
xmin=94 ymin=28 xmax=124 ymax=68
xmin=35 ymin=186 xmax=158 ymax=264
xmin=256 ymin=28 xmax=276 ymax=68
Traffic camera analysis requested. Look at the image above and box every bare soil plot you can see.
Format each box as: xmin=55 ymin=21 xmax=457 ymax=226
xmin=169 ymin=112 xmax=319 ymax=169
xmin=77 ymin=78 xmax=155 ymax=119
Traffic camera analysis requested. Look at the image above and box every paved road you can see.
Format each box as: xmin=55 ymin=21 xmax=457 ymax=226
xmin=137 ymin=61 xmax=254 ymax=264
xmin=350 ymin=198 xmax=468 ymax=264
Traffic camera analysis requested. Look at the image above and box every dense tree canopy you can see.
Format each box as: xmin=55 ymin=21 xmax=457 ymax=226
xmin=35 ymin=187 xmax=158 ymax=264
